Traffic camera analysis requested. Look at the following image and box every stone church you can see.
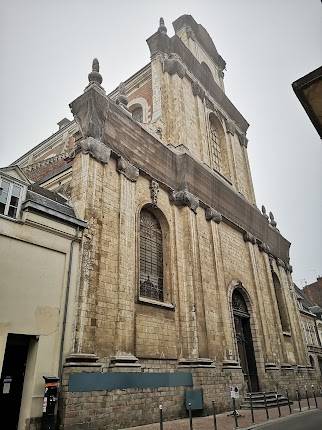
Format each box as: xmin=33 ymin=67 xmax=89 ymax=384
xmin=12 ymin=14 xmax=319 ymax=429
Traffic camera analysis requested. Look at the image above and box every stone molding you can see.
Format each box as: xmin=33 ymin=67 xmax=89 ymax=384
xmin=177 ymin=358 xmax=215 ymax=368
xmin=163 ymin=55 xmax=186 ymax=79
xmin=109 ymin=354 xmax=141 ymax=369
xmin=150 ymin=180 xmax=159 ymax=206
xmin=169 ymin=189 xmax=199 ymax=213
xmin=225 ymin=119 xmax=235 ymax=136
xmin=205 ymin=207 xmax=222 ymax=223
xmin=191 ymin=81 xmax=205 ymax=100
xmin=80 ymin=137 xmax=111 ymax=164
xmin=258 ymin=242 xmax=271 ymax=254
xmin=243 ymin=231 xmax=256 ymax=244
xmin=117 ymin=156 xmax=139 ymax=182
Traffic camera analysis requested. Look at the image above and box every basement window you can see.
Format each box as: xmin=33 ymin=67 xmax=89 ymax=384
xmin=0 ymin=177 xmax=23 ymax=219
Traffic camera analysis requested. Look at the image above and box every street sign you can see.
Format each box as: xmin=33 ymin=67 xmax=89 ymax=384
xmin=230 ymin=386 xmax=239 ymax=399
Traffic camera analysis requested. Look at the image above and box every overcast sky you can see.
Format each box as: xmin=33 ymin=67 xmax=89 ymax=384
xmin=1 ymin=0 xmax=321 ymax=286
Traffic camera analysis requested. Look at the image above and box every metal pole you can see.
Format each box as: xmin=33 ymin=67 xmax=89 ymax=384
xmin=305 ymin=387 xmax=310 ymax=409
xmin=296 ymin=389 xmax=302 ymax=412
xmin=312 ymin=385 xmax=318 ymax=408
xmin=232 ymin=397 xmax=239 ymax=429
xmin=212 ymin=401 xmax=218 ymax=430
xmin=286 ymin=389 xmax=292 ymax=414
xmin=276 ymin=391 xmax=281 ymax=417
xmin=263 ymin=392 xmax=269 ymax=420
xmin=159 ymin=404 xmax=163 ymax=430
xmin=250 ymin=393 xmax=255 ymax=424
xmin=188 ymin=402 xmax=193 ymax=430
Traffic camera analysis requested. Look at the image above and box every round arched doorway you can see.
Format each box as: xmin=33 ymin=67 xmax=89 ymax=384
xmin=232 ymin=289 xmax=259 ymax=392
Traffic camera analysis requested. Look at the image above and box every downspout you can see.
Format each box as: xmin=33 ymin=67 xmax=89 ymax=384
xmin=58 ymin=227 xmax=80 ymax=378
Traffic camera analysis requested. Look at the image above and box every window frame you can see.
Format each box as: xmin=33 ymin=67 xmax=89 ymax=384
xmin=137 ymin=204 xmax=174 ymax=309
xmin=0 ymin=176 xmax=25 ymax=220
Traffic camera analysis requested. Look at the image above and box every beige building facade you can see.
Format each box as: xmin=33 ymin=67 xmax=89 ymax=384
xmin=8 ymin=15 xmax=320 ymax=430
xmin=0 ymin=166 xmax=85 ymax=429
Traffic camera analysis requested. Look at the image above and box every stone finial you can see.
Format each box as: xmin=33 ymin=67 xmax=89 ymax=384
xmin=158 ymin=17 xmax=167 ymax=34
xmin=88 ymin=58 xmax=103 ymax=85
xmin=261 ymin=205 xmax=269 ymax=221
xmin=116 ymin=82 xmax=128 ymax=107
xmin=269 ymin=211 xmax=277 ymax=228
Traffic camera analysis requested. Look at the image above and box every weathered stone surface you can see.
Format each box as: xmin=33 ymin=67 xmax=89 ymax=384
xmin=205 ymin=207 xmax=222 ymax=223
xmin=169 ymin=189 xmax=199 ymax=213
xmin=80 ymin=137 xmax=111 ymax=164
xmin=117 ymin=156 xmax=139 ymax=181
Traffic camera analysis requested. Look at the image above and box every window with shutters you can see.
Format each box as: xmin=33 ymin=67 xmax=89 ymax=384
xmin=139 ymin=208 xmax=164 ymax=301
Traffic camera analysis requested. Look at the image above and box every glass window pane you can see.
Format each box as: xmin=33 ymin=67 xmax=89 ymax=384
xmin=9 ymin=195 xmax=19 ymax=208
xmin=12 ymin=184 xmax=22 ymax=198
xmin=0 ymin=180 xmax=10 ymax=205
xmin=8 ymin=206 xmax=17 ymax=218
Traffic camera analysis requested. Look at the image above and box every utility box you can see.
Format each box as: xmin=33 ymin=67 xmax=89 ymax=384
xmin=185 ymin=388 xmax=204 ymax=410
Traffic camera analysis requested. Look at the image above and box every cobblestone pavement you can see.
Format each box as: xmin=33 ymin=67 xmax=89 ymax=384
xmin=123 ymin=397 xmax=322 ymax=430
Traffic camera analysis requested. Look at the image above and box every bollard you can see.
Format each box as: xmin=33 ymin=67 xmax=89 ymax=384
xmin=263 ymin=392 xmax=269 ymax=420
xmin=250 ymin=393 xmax=255 ymax=424
xmin=276 ymin=391 xmax=281 ymax=417
xmin=305 ymin=386 xmax=310 ymax=409
xmin=232 ymin=397 xmax=239 ymax=429
xmin=188 ymin=402 xmax=193 ymax=430
xmin=159 ymin=404 xmax=163 ymax=430
xmin=286 ymin=389 xmax=292 ymax=414
xmin=296 ymin=389 xmax=302 ymax=412
xmin=312 ymin=385 xmax=318 ymax=409
xmin=212 ymin=401 xmax=218 ymax=430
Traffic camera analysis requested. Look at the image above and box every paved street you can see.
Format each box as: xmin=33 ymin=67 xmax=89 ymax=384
xmin=253 ymin=409 xmax=322 ymax=429
xmin=124 ymin=397 xmax=322 ymax=430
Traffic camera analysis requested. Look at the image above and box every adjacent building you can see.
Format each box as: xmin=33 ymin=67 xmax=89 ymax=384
xmin=2 ymin=15 xmax=320 ymax=430
xmin=0 ymin=166 xmax=85 ymax=429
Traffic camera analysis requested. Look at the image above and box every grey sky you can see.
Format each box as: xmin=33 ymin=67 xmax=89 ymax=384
xmin=1 ymin=0 xmax=321 ymax=286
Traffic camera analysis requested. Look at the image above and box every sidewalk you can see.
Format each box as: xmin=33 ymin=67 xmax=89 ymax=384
xmin=123 ymin=397 xmax=322 ymax=430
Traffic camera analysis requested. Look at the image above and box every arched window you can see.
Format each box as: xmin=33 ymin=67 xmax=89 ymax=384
xmin=139 ymin=208 xmax=163 ymax=301
xmin=208 ymin=112 xmax=231 ymax=180
xmin=272 ymin=272 xmax=290 ymax=332
xmin=130 ymin=105 xmax=143 ymax=122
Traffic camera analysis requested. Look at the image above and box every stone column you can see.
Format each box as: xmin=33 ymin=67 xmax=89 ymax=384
xmin=111 ymin=167 xmax=140 ymax=369
xmin=246 ymin=241 xmax=271 ymax=366
xmin=210 ymin=220 xmax=238 ymax=366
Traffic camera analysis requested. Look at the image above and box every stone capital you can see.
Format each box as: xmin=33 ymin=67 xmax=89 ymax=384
xmin=243 ymin=231 xmax=256 ymax=244
xmin=191 ymin=81 xmax=205 ymax=100
xmin=169 ymin=189 xmax=199 ymax=213
xmin=205 ymin=207 xmax=222 ymax=223
xmin=117 ymin=157 xmax=139 ymax=182
xmin=80 ymin=137 xmax=111 ymax=164
xmin=163 ymin=55 xmax=186 ymax=79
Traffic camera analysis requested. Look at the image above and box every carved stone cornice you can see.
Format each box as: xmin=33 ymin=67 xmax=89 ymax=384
xmin=169 ymin=189 xmax=199 ymax=213
xmin=243 ymin=231 xmax=256 ymax=244
xmin=205 ymin=207 xmax=222 ymax=223
xmin=117 ymin=157 xmax=139 ymax=182
xmin=163 ymin=55 xmax=186 ymax=79
xmin=80 ymin=137 xmax=111 ymax=164
xmin=276 ymin=258 xmax=286 ymax=269
xmin=238 ymin=133 xmax=248 ymax=148
xmin=191 ymin=81 xmax=205 ymax=100
xmin=286 ymin=263 xmax=293 ymax=273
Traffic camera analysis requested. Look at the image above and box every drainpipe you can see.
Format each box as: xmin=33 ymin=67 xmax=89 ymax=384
xmin=58 ymin=227 xmax=81 ymax=377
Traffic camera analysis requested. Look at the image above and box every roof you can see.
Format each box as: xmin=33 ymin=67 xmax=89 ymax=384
xmin=292 ymin=66 xmax=322 ymax=139
xmin=294 ymin=284 xmax=322 ymax=318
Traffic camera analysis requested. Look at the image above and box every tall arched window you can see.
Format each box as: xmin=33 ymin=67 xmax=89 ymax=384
xmin=208 ymin=112 xmax=231 ymax=180
xmin=139 ymin=208 xmax=163 ymax=301
xmin=272 ymin=272 xmax=290 ymax=332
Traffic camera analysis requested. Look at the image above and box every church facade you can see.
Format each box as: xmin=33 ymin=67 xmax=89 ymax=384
xmin=13 ymin=15 xmax=319 ymax=430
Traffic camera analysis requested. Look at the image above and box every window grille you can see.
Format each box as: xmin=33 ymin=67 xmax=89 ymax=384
xmin=132 ymin=106 xmax=143 ymax=123
xmin=209 ymin=123 xmax=221 ymax=171
xmin=0 ymin=178 xmax=22 ymax=219
xmin=139 ymin=209 xmax=163 ymax=301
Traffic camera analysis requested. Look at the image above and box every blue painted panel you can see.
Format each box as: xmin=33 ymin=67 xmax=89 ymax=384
xmin=69 ymin=372 xmax=193 ymax=392
xmin=185 ymin=388 xmax=204 ymax=410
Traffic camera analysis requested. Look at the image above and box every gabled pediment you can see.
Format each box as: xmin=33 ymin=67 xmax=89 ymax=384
xmin=0 ymin=165 xmax=32 ymax=184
